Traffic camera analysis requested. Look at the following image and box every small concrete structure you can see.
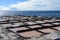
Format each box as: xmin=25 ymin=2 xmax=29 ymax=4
xmin=28 ymin=25 xmax=42 ymax=29
xmin=41 ymin=23 xmax=54 ymax=27
xmin=44 ymin=20 xmax=54 ymax=23
xmin=25 ymin=22 xmax=37 ymax=25
xmin=1 ymin=24 xmax=12 ymax=27
xmin=39 ymin=28 xmax=55 ymax=33
xmin=18 ymin=30 xmax=42 ymax=38
xmin=13 ymin=22 xmax=24 ymax=26
xmin=53 ymin=26 xmax=60 ymax=31
xmin=12 ymin=24 xmax=20 ymax=27
xmin=9 ymin=27 xmax=28 ymax=32
xmin=53 ymin=22 xmax=60 ymax=25
xmin=8 ymin=20 xmax=19 ymax=23
xmin=35 ymin=21 xmax=45 ymax=24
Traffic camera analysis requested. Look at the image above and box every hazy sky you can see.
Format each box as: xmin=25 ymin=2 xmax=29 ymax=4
xmin=0 ymin=0 xmax=60 ymax=11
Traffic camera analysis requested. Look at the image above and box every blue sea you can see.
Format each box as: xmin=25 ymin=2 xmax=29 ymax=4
xmin=0 ymin=11 xmax=60 ymax=17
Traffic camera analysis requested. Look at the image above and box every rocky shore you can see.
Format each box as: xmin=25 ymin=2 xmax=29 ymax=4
xmin=0 ymin=15 xmax=60 ymax=40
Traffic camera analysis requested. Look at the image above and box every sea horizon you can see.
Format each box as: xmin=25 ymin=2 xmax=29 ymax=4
xmin=0 ymin=11 xmax=60 ymax=17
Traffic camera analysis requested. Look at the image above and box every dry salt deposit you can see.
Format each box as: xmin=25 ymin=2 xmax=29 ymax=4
xmin=0 ymin=15 xmax=60 ymax=40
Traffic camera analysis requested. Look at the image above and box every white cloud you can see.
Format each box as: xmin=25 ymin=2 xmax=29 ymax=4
xmin=0 ymin=6 xmax=11 ymax=10
xmin=9 ymin=0 xmax=60 ymax=11
xmin=0 ymin=0 xmax=60 ymax=11
xmin=9 ymin=0 xmax=49 ymax=11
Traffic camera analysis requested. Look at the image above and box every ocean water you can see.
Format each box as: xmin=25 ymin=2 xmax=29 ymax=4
xmin=0 ymin=11 xmax=60 ymax=17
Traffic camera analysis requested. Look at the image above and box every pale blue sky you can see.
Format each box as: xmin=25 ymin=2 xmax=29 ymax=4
xmin=0 ymin=0 xmax=60 ymax=11
xmin=0 ymin=0 xmax=28 ymax=6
